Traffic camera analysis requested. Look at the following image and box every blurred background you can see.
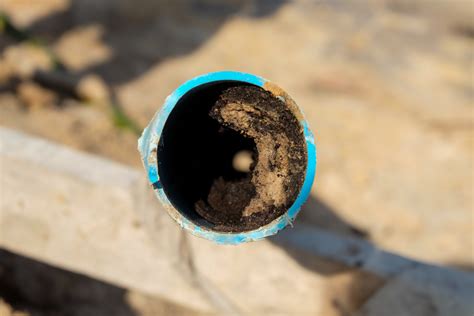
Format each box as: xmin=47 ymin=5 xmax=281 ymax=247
xmin=0 ymin=0 xmax=473 ymax=315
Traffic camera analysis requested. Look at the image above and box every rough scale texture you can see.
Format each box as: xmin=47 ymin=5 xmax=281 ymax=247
xmin=195 ymin=85 xmax=307 ymax=231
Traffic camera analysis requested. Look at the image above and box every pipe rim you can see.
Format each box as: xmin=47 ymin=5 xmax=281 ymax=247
xmin=138 ymin=71 xmax=317 ymax=244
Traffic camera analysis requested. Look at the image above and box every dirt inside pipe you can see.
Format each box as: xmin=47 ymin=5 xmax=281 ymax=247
xmin=195 ymin=85 xmax=307 ymax=232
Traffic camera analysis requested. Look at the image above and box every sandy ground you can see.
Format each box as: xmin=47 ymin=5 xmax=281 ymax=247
xmin=0 ymin=0 xmax=473 ymax=315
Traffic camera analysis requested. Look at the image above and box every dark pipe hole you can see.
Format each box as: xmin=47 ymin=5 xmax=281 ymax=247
xmin=157 ymin=81 xmax=257 ymax=231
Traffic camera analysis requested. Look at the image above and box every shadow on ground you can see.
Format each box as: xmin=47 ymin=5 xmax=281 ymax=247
xmin=269 ymin=195 xmax=388 ymax=315
xmin=0 ymin=249 xmax=136 ymax=316
xmin=270 ymin=194 xmax=369 ymax=275
xmin=10 ymin=0 xmax=287 ymax=85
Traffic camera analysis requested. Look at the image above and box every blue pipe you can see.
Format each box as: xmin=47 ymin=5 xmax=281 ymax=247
xmin=138 ymin=71 xmax=316 ymax=244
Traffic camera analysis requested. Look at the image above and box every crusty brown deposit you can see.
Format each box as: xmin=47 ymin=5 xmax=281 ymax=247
xmin=195 ymin=85 xmax=307 ymax=231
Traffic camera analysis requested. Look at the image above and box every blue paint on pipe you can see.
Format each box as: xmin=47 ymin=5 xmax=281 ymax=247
xmin=138 ymin=71 xmax=317 ymax=244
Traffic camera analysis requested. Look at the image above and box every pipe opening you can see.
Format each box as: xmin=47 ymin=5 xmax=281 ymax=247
xmin=158 ymin=82 xmax=307 ymax=232
xmin=232 ymin=150 xmax=254 ymax=173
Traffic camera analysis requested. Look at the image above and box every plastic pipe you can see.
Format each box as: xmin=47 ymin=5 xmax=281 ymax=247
xmin=138 ymin=71 xmax=316 ymax=244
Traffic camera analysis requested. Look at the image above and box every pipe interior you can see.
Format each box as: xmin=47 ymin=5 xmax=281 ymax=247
xmin=158 ymin=82 xmax=253 ymax=230
xmin=157 ymin=81 xmax=306 ymax=232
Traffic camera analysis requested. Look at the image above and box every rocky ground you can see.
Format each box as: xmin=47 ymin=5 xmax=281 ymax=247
xmin=0 ymin=0 xmax=472 ymax=315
